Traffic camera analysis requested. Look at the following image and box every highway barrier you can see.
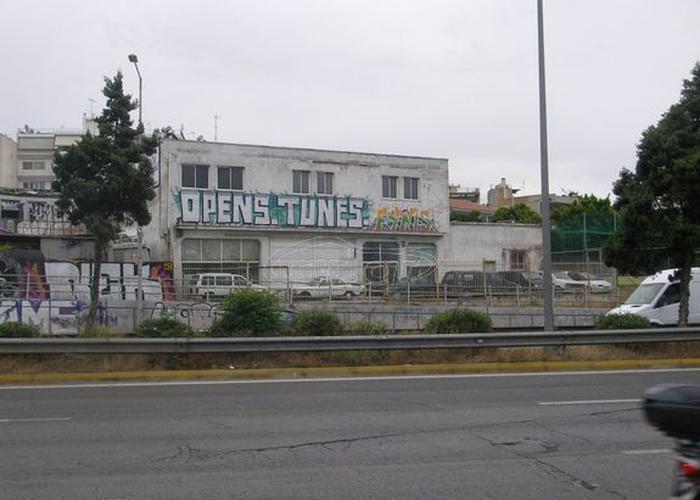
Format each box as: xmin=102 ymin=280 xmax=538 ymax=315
xmin=1 ymin=327 xmax=699 ymax=354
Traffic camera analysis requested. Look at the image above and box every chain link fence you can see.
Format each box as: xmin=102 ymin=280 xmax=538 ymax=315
xmin=0 ymin=260 xmax=622 ymax=308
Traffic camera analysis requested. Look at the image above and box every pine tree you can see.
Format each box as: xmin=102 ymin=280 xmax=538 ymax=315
xmin=605 ymin=62 xmax=700 ymax=326
xmin=53 ymin=71 xmax=157 ymax=334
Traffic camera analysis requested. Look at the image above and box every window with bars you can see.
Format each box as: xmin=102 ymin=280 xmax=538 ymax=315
xmin=403 ymin=177 xmax=419 ymax=200
xmin=382 ymin=176 xmax=397 ymax=198
xmin=293 ymin=170 xmax=310 ymax=194
xmin=217 ymin=166 xmax=244 ymax=190
xmin=182 ymin=164 xmax=209 ymax=188
xmin=317 ymin=172 xmax=334 ymax=195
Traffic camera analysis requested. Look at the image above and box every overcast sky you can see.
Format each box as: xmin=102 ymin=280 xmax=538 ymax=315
xmin=1 ymin=1 xmax=698 ymax=200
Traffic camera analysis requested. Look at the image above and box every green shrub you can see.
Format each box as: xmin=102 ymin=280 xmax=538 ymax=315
xmin=348 ymin=320 xmax=389 ymax=335
xmin=291 ymin=310 xmax=342 ymax=336
xmin=424 ymin=308 xmax=492 ymax=333
xmin=0 ymin=321 xmax=40 ymax=338
xmin=595 ymin=313 xmax=650 ymax=330
xmin=135 ymin=316 xmax=194 ymax=337
xmin=210 ymin=289 xmax=283 ymax=337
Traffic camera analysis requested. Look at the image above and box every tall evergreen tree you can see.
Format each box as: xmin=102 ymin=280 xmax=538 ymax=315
xmin=605 ymin=62 xmax=700 ymax=326
xmin=53 ymin=71 xmax=156 ymax=333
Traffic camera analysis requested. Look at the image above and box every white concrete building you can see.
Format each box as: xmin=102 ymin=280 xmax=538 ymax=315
xmin=0 ymin=134 xmax=17 ymax=189
xmin=15 ymin=117 xmax=97 ymax=192
xmin=447 ymin=222 xmax=542 ymax=271
xmin=143 ymin=139 xmax=450 ymax=285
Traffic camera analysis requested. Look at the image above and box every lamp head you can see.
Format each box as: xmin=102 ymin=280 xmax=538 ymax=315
xmin=128 ymin=54 xmax=138 ymax=63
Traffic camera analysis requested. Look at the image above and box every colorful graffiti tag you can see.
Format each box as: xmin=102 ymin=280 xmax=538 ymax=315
xmin=0 ymin=251 xmax=176 ymax=301
xmin=369 ymin=206 xmax=439 ymax=233
xmin=175 ymin=190 xmax=440 ymax=233
xmin=178 ymin=190 xmax=371 ymax=229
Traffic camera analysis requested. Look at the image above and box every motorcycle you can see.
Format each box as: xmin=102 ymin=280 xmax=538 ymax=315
xmin=644 ymin=384 xmax=700 ymax=499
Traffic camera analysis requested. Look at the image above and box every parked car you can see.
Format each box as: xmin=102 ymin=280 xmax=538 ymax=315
xmin=389 ymin=277 xmax=439 ymax=298
xmin=556 ymin=271 xmax=613 ymax=293
xmin=498 ymin=271 xmax=544 ymax=290
xmin=189 ymin=273 xmax=263 ymax=299
xmin=552 ymin=272 xmax=588 ymax=292
xmin=292 ymin=277 xmax=364 ymax=299
xmin=440 ymin=271 xmax=519 ymax=297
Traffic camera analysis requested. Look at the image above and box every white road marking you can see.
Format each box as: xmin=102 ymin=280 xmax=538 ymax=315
xmin=0 ymin=367 xmax=698 ymax=391
xmin=621 ymin=449 xmax=671 ymax=455
xmin=0 ymin=417 xmax=72 ymax=423
xmin=538 ymin=398 xmax=642 ymax=406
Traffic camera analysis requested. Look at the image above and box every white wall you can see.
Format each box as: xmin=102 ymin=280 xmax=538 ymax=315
xmin=446 ymin=222 xmax=542 ymax=271
xmin=0 ymin=134 xmax=17 ymax=188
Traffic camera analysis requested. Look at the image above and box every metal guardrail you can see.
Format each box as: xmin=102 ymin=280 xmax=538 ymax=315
xmin=1 ymin=327 xmax=699 ymax=354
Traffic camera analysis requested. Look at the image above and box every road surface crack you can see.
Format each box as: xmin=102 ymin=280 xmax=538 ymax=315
xmin=473 ymin=431 xmax=627 ymax=499
xmin=151 ymin=430 xmax=413 ymax=463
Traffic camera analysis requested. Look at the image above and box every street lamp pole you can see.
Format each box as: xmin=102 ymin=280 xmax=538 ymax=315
xmin=128 ymin=53 xmax=144 ymax=324
xmin=128 ymin=54 xmax=142 ymax=127
xmin=537 ymin=0 xmax=555 ymax=332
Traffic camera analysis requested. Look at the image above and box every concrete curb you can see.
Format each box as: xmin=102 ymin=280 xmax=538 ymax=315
xmin=1 ymin=358 xmax=700 ymax=385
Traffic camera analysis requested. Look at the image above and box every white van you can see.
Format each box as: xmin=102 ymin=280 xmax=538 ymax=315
xmin=188 ymin=273 xmax=263 ymax=299
xmin=607 ymin=268 xmax=700 ymax=325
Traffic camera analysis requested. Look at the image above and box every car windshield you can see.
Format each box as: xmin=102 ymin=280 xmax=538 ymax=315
xmin=625 ymin=283 xmax=665 ymax=305
xmin=554 ymin=272 xmax=570 ymax=279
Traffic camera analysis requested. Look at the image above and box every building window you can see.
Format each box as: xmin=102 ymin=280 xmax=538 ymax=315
xmin=382 ymin=176 xmax=397 ymax=198
xmin=317 ymin=172 xmax=334 ymax=195
xmin=22 ymin=181 xmax=47 ymax=191
xmin=22 ymin=161 xmax=44 ymax=170
xmin=182 ymin=164 xmax=209 ymax=189
xmin=509 ymin=250 xmax=527 ymax=270
xmin=362 ymin=241 xmax=400 ymax=286
xmin=406 ymin=243 xmax=437 ymax=283
xmin=292 ymin=170 xmax=310 ymax=194
xmin=218 ymin=166 xmax=244 ymax=190
xmin=181 ymin=238 xmax=261 ymax=281
xmin=404 ymin=177 xmax=419 ymax=200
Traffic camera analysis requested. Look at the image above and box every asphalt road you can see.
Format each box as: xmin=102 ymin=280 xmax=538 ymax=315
xmin=2 ymin=369 xmax=700 ymax=500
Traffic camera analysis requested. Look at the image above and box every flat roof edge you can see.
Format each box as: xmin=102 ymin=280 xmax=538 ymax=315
xmin=162 ymin=139 xmax=448 ymax=162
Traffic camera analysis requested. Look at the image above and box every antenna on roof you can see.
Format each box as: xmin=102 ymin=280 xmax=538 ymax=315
xmin=214 ymin=114 xmax=221 ymax=142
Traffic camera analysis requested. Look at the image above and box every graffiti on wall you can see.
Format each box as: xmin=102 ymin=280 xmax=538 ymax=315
xmin=369 ymin=206 xmax=439 ymax=233
xmin=175 ymin=190 xmax=440 ymax=233
xmin=177 ymin=190 xmax=372 ymax=229
xmin=0 ymin=251 xmax=176 ymax=301
xmin=0 ymin=299 xmax=120 ymax=335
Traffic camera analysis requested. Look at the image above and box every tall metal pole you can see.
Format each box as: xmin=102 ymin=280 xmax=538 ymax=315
xmin=129 ymin=54 xmax=144 ymax=324
xmin=537 ymin=0 xmax=555 ymax=331
xmin=138 ymin=72 xmax=142 ymax=126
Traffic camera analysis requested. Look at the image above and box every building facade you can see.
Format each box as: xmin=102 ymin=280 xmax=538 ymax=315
xmin=15 ymin=117 xmax=97 ymax=192
xmin=143 ymin=140 xmax=451 ymax=285
xmin=0 ymin=189 xmax=93 ymax=259
xmin=0 ymin=134 xmax=17 ymax=189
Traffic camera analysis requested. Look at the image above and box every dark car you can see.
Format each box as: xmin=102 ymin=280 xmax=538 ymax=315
xmin=441 ymin=271 xmax=520 ymax=298
xmin=498 ymin=271 xmax=544 ymax=290
xmin=390 ymin=277 xmax=440 ymax=298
